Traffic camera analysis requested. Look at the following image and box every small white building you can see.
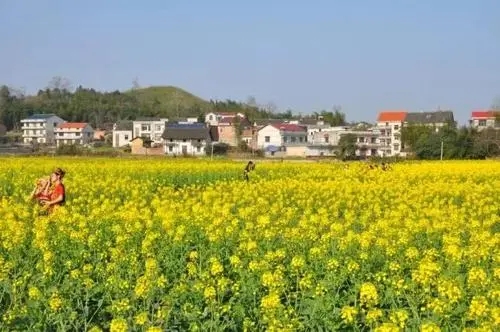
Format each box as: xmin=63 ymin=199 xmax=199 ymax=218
xmin=132 ymin=117 xmax=168 ymax=144
xmin=162 ymin=124 xmax=211 ymax=156
xmin=54 ymin=122 xmax=94 ymax=147
xmin=20 ymin=113 xmax=66 ymax=145
xmin=256 ymin=123 xmax=308 ymax=156
xmin=112 ymin=121 xmax=133 ymax=148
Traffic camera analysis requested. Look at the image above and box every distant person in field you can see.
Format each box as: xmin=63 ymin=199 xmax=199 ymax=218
xmin=243 ymin=161 xmax=255 ymax=181
xmin=37 ymin=168 xmax=66 ymax=211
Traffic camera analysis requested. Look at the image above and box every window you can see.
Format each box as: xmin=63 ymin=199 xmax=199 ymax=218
xmin=196 ymin=146 xmax=201 ymax=152
xmin=141 ymin=124 xmax=150 ymax=131
xmin=124 ymin=135 xmax=129 ymax=140
xmin=324 ymin=135 xmax=329 ymax=143
xmin=265 ymin=136 xmax=270 ymax=142
xmin=371 ymin=137 xmax=376 ymax=143
xmin=478 ymin=120 xmax=486 ymax=126
xmin=209 ymin=115 xmax=213 ymax=120
xmin=359 ymin=137 xmax=365 ymax=143
xmin=182 ymin=139 xmax=187 ymax=142
xmin=155 ymin=125 xmax=162 ymax=131
xmin=75 ymin=132 xmax=81 ymax=136
xmin=283 ymin=136 xmax=288 ymax=143
xmin=58 ymin=133 xmax=63 ymax=136
xmin=299 ymin=137 xmax=303 ymax=143
xmin=394 ymin=125 xmax=399 ymax=130
xmin=291 ymin=137 xmax=296 ymax=143
xmin=53 ymin=122 xmax=57 ymax=127
xmin=385 ymin=122 xmax=389 ymax=126
xmin=169 ymin=146 xmax=173 ymax=152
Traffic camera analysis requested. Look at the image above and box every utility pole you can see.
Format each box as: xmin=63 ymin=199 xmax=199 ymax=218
xmin=211 ymin=142 xmax=214 ymax=161
xmin=440 ymin=139 xmax=444 ymax=160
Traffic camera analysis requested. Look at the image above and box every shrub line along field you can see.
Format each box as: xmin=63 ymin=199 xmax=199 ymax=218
xmin=0 ymin=158 xmax=499 ymax=331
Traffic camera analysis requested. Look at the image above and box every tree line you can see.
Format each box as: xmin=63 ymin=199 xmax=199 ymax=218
xmin=0 ymin=79 xmax=349 ymax=132
xmin=401 ymin=123 xmax=500 ymax=159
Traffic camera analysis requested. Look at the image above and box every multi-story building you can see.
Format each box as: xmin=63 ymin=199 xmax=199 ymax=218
xmin=20 ymin=113 xmax=66 ymax=145
xmin=469 ymin=110 xmax=500 ymax=130
xmin=54 ymin=122 xmax=94 ymax=147
xmin=132 ymin=117 xmax=168 ymax=144
xmin=376 ymin=111 xmax=407 ymax=157
xmin=307 ymin=127 xmax=381 ymax=158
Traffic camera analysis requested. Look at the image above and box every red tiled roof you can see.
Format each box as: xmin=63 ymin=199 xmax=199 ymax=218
xmin=471 ymin=110 xmax=499 ymax=119
xmin=272 ymin=123 xmax=306 ymax=132
xmin=377 ymin=111 xmax=407 ymax=122
xmin=57 ymin=122 xmax=88 ymax=129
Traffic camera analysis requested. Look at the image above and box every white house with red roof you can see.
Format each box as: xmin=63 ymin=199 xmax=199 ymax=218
xmin=54 ymin=122 xmax=94 ymax=147
xmin=376 ymin=111 xmax=407 ymax=156
xmin=470 ymin=110 xmax=500 ymax=130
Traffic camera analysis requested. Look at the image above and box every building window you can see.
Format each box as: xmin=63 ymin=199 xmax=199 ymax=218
xmin=75 ymin=132 xmax=81 ymax=136
xmin=169 ymin=146 xmax=173 ymax=152
xmin=155 ymin=125 xmax=162 ymax=131
xmin=299 ymin=137 xmax=303 ymax=143
xmin=371 ymin=137 xmax=376 ymax=143
xmin=265 ymin=136 xmax=270 ymax=143
xmin=324 ymin=136 xmax=329 ymax=143
xmin=141 ymin=124 xmax=150 ymax=131
xmin=196 ymin=146 xmax=201 ymax=152
xmin=394 ymin=125 xmax=399 ymax=130
xmin=291 ymin=137 xmax=296 ymax=143
xmin=58 ymin=133 xmax=63 ymax=136
xmin=359 ymin=137 xmax=365 ymax=143
xmin=182 ymin=139 xmax=187 ymax=142
xmin=478 ymin=120 xmax=486 ymax=126
xmin=283 ymin=136 xmax=288 ymax=143
xmin=53 ymin=122 xmax=57 ymax=127
xmin=124 ymin=135 xmax=129 ymax=140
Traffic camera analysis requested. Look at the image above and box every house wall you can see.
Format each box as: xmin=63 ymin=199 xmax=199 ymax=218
xmin=257 ymin=125 xmax=281 ymax=149
xmin=205 ymin=112 xmax=218 ymax=126
xmin=285 ymin=146 xmax=307 ymax=157
xmin=94 ymin=129 xmax=106 ymax=140
xmin=217 ymin=125 xmax=238 ymax=146
xmin=470 ymin=118 xmax=497 ymax=130
xmin=113 ymin=130 xmax=132 ymax=147
xmin=376 ymin=121 xmax=403 ymax=156
xmin=164 ymin=140 xmax=207 ymax=156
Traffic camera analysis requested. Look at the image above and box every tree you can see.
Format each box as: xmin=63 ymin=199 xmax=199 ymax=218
xmin=338 ymin=133 xmax=357 ymax=160
xmin=317 ymin=107 xmax=346 ymax=126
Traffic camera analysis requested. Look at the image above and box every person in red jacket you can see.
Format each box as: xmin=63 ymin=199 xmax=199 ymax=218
xmin=40 ymin=168 xmax=66 ymax=211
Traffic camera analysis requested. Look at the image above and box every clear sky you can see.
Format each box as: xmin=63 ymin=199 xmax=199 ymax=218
xmin=1 ymin=0 xmax=499 ymax=125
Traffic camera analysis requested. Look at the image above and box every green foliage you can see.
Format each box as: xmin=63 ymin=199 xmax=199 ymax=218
xmin=338 ymin=133 xmax=357 ymax=160
xmin=0 ymin=84 xmax=272 ymax=131
xmin=408 ymin=125 xmax=500 ymax=160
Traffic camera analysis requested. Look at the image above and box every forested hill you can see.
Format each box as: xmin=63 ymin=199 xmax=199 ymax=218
xmin=0 ymin=85 xmax=274 ymax=131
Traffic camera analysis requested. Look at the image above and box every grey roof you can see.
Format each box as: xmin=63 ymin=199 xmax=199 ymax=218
xmin=405 ymin=111 xmax=454 ymax=124
xmin=114 ymin=120 xmax=133 ymax=131
xmin=135 ymin=117 xmax=163 ymax=121
xmin=26 ymin=113 xmax=57 ymax=120
xmin=162 ymin=125 xmax=210 ymax=140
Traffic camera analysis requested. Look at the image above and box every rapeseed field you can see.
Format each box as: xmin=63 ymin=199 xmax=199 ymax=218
xmin=0 ymin=157 xmax=499 ymax=331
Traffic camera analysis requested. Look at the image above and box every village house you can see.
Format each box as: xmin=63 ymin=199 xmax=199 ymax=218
xmin=306 ymin=127 xmax=381 ymax=158
xmin=376 ymin=111 xmax=407 ymax=157
xmin=112 ymin=121 xmax=133 ymax=148
xmin=257 ymin=123 xmax=308 ymax=156
xmin=54 ymin=122 xmax=94 ymax=147
xmin=162 ymin=123 xmax=211 ymax=156
xmin=132 ymin=117 xmax=168 ymax=145
xmin=20 ymin=113 xmax=66 ymax=145
xmin=469 ymin=110 xmax=500 ymax=130
xmin=205 ymin=112 xmax=245 ymax=126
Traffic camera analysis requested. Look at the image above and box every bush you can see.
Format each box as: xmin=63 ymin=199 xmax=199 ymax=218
xmin=56 ymin=144 xmax=84 ymax=156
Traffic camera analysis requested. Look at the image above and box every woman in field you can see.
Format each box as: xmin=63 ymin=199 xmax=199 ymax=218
xmin=33 ymin=168 xmax=66 ymax=211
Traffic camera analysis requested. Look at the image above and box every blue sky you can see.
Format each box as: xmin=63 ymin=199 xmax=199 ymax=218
xmin=1 ymin=0 xmax=499 ymax=124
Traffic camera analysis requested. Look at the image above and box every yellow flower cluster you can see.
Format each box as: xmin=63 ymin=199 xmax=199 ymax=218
xmin=0 ymin=157 xmax=498 ymax=330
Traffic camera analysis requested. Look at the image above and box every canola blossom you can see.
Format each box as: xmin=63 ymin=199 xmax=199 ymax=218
xmin=0 ymin=157 xmax=499 ymax=331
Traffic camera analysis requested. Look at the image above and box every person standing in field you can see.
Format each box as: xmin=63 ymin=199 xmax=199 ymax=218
xmin=243 ymin=161 xmax=255 ymax=182
xmin=40 ymin=168 xmax=66 ymax=211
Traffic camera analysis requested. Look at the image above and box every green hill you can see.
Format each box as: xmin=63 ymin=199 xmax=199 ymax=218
xmin=125 ymin=86 xmax=212 ymax=116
